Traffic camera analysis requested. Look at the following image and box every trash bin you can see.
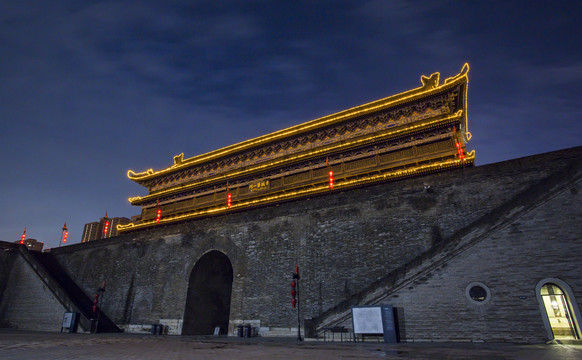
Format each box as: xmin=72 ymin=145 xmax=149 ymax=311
xmin=244 ymin=324 xmax=252 ymax=338
xmin=237 ymin=324 xmax=244 ymax=337
xmin=70 ymin=312 xmax=79 ymax=333
xmin=152 ymin=324 xmax=163 ymax=335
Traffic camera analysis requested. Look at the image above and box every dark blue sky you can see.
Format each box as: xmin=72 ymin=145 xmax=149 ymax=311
xmin=1 ymin=1 xmax=581 ymax=249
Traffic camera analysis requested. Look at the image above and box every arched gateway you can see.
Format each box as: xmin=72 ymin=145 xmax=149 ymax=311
xmin=182 ymin=251 xmax=233 ymax=335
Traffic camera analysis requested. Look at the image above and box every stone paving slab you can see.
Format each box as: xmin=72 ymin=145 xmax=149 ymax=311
xmin=0 ymin=330 xmax=581 ymax=360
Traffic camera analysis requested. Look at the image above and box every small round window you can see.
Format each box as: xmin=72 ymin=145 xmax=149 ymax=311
xmin=465 ymin=282 xmax=491 ymax=305
xmin=469 ymin=286 xmax=487 ymax=301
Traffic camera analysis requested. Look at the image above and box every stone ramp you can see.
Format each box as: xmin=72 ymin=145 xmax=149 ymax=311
xmin=21 ymin=248 xmax=121 ymax=333
xmin=312 ymin=152 xmax=582 ymax=334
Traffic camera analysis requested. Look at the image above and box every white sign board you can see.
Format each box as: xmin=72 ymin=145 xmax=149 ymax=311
xmin=352 ymin=306 xmax=383 ymax=334
xmin=62 ymin=312 xmax=74 ymax=328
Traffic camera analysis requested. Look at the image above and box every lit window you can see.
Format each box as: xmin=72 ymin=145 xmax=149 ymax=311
xmin=540 ymin=283 xmax=579 ymax=340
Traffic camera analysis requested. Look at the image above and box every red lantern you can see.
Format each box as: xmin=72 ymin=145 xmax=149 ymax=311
xmin=456 ymin=142 xmax=465 ymax=162
xmin=291 ymin=280 xmax=297 ymax=308
xmin=93 ymin=293 xmax=99 ymax=313
xmin=156 ymin=199 xmax=162 ymax=224
xmin=329 ymin=170 xmax=334 ymax=190
xmin=227 ymin=193 xmax=232 ymax=209
xmin=20 ymin=227 xmax=26 ymax=245
xmin=62 ymin=222 xmax=68 ymax=243
xmin=103 ymin=212 xmax=109 ymax=235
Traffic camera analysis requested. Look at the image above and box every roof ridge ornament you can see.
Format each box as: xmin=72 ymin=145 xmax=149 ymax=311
xmin=445 ymin=63 xmax=470 ymax=84
xmin=174 ymin=153 xmax=184 ymax=165
xmin=421 ymin=72 xmax=440 ymax=89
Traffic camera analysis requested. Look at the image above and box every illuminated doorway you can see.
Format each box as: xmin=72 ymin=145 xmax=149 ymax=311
xmin=182 ymin=251 xmax=233 ymax=335
xmin=537 ymin=279 xmax=581 ymax=340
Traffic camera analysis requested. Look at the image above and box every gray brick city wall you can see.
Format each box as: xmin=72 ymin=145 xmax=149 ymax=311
xmin=18 ymin=146 xmax=582 ymax=341
xmin=0 ymin=244 xmax=18 ymax=309
xmin=380 ymin=181 xmax=582 ymax=343
xmin=0 ymin=254 xmax=66 ymax=331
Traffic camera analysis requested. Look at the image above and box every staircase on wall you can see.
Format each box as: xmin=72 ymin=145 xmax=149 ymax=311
xmin=19 ymin=247 xmax=122 ymax=333
xmin=311 ymin=155 xmax=582 ymax=336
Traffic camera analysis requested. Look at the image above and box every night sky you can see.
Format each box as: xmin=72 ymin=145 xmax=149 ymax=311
xmin=1 ymin=1 xmax=581 ymax=249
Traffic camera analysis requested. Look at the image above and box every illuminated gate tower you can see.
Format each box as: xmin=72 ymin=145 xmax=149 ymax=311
xmin=119 ymin=64 xmax=474 ymax=232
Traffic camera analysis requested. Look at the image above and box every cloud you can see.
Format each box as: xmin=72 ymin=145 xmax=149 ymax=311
xmin=516 ymin=62 xmax=582 ymax=87
xmin=356 ymin=0 xmax=444 ymax=35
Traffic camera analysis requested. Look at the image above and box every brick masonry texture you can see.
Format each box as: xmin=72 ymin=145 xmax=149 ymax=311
xmin=381 ymin=184 xmax=582 ymax=343
xmin=0 ymin=247 xmax=18 ymax=310
xmin=0 ymin=253 xmax=67 ymax=331
xmin=2 ymin=146 xmax=581 ymax=342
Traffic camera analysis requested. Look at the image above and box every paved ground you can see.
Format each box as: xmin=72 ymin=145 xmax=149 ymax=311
xmin=1 ymin=330 xmax=581 ymax=360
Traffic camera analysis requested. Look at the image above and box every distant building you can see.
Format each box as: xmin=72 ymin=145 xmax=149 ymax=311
xmin=81 ymin=222 xmax=99 ymax=243
xmin=14 ymin=238 xmax=43 ymax=252
xmin=81 ymin=216 xmax=131 ymax=243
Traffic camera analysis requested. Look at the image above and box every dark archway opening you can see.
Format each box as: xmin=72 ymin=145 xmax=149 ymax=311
xmin=182 ymin=250 xmax=233 ymax=335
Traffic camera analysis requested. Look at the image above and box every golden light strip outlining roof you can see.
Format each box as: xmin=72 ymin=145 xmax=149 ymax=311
xmin=127 ymin=63 xmax=470 ymax=182
xmin=118 ymin=152 xmax=474 ymax=232
xmin=447 ymin=63 xmax=471 ymax=141
xmin=128 ymin=110 xmax=464 ymax=205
